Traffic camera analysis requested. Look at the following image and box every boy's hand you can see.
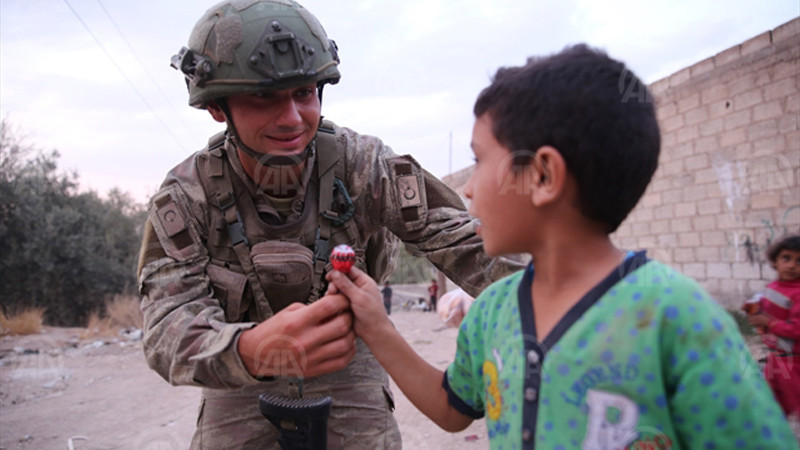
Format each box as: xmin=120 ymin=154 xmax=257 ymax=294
xmin=747 ymin=313 xmax=772 ymax=329
xmin=327 ymin=266 xmax=391 ymax=339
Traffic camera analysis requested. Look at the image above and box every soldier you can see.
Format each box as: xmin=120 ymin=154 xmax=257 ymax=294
xmin=136 ymin=1 xmax=521 ymax=448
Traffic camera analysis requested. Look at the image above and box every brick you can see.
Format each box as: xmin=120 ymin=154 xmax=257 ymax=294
xmin=684 ymin=184 xmax=709 ymax=202
xmin=748 ymin=119 xmax=779 ymax=141
xmin=734 ymin=89 xmax=764 ymax=111
xmin=772 ymin=18 xmax=800 ymax=43
xmin=741 ymin=31 xmax=772 ymax=56
xmin=764 ymin=77 xmax=798 ymax=101
xmin=708 ymin=100 xmax=733 ymax=118
xmin=788 ymin=93 xmax=800 ymax=113
xmin=671 ymin=217 xmax=692 ymax=232
xmin=657 ymin=101 xmax=678 ymax=119
xmin=632 ymin=222 xmax=650 ymax=236
xmin=719 ymin=127 xmax=747 ymax=147
xmin=771 ymin=61 xmax=800 ymax=80
xmin=649 ymin=78 xmax=671 ymax=98
xmin=699 ymin=117 xmax=724 ymax=136
xmin=752 ymin=135 xmax=785 ymax=156
xmin=751 ymin=192 xmax=782 ymax=209
xmin=700 ymin=229 xmax=726 ymax=246
xmin=640 ymin=192 xmax=662 ymax=208
xmin=702 ymin=84 xmax=730 ymax=104
xmin=697 ymin=199 xmax=722 ymax=215
xmin=708 ymin=263 xmax=732 ymax=279
xmin=683 ymin=263 xmax=707 ymax=279
xmin=676 ymin=125 xmax=700 ymax=144
xmin=729 ymin=73 xmax=759 ymax=96
xmin=695 ymin=168 xmax=718 ymax=184
xmin=733 ymin=263 xmax=762 ymax=279
xmin=704 ymin=279 xmax=721 ymax=296
xmin=650 ymin=220 xmax=670 ymax=234
xmin=696 ymin=247 xmax=720 ymax=262
xmin=691 ymin=58 xmax=715 ymax=77
xmin=662 ymin=131 xmax=677 ymax=147
xmin=724 ymin=109 xmax=752 ymax=130
xmin=658 ymin=233 xmax=678 ymax=247
xmin=632 ymin=207 xmax=654 ymax=222
xmin=675 ymin=248 xmax=696 ymax=262
xmin=692 ymin=216 xmax=724 ymax=232
xmin=753 ymin=100 xmax=784 ymax=121
xmin=678 ymin=93 xmax=701 ymax=113
xmin=670 ymin=67 xmax=692 ymax=88
xmin=685 ymin=106 xmax=709 ymax=125
xmin=779 ymin=114 xmax=799 ymax=134
xmin=660 ymin=160 xmax=685 ymax=177
xmin=662 ymin=188 xmax=682 ymax=204
xmin=679 ymin=232 xmax=701 ymax=247
xmin=694 ymin=136 xmax=719 ymax=153
xmin=685 ymin=154 xmax=709 ymax=171
xmin=715 ymin=46 xmax=742 ymax=67
xmin=661 ymin=114 xmax=684 ymax=133
xmin=655 ymin=205 xmax=675 ymax=220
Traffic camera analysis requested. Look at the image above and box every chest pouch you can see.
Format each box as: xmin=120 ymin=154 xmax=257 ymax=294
xmin=251 ymin=240 xmax=315 ymax=313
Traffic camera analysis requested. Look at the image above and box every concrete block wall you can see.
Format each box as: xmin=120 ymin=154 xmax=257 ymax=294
xmin=612 ymin=18 xmax=800 ymax=308
xmin=443 ymin=18 xmax=799 ymax=308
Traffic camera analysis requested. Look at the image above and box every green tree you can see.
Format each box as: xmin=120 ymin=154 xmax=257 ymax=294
xmin=0 ymin=119 xmax=145 ymax=326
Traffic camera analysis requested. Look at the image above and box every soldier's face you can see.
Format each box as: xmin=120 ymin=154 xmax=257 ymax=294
xmin=211 ymin=83 xmax=321 ymax=156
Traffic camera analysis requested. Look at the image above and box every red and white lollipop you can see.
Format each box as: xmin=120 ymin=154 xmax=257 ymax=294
xmin=330 ymin=244 xmax=356 ymax=273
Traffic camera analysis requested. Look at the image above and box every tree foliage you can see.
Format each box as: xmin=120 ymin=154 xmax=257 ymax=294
xmin=0 ymin=119 xmax=146 ymax=326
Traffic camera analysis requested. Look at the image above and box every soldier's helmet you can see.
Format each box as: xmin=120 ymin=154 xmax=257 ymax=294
xmin=172 ymin=0 xmax=341 ymax=109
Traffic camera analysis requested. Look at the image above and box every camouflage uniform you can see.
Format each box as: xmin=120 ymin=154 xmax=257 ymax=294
xmin=138 ymin=122 xmax=521 ymax=449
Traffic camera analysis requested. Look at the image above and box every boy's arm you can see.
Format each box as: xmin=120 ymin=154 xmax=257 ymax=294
xmin=765 ymin=298 xmax=800 ymax=339
xmin=327 ymin=268 xmax=474 ymax=432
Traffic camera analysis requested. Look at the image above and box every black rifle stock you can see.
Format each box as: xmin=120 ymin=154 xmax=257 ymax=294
xmin=259 ymin=393 xmax=332 ymax=450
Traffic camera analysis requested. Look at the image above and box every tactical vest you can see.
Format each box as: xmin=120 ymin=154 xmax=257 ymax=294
xmin=196 ymin=121 xmax=396 ymax=323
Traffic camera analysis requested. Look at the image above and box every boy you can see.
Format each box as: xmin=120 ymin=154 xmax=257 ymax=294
xmin=328 ymin=44 xmax=797 ymax=448
xmin=747 ymin=234 xmax=800 ymax=420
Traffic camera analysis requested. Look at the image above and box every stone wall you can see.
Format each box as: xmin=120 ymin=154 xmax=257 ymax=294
xmin=443 ymin=18 xmax=800 ymax=308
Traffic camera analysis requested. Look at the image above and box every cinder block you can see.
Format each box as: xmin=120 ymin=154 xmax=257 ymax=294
xmin=683 ymin=263 xmax=707 ymax=279
xmin=699 ymin=229 xmax=725 ymax=246
xmin=655 ymin=204 xmax=675 ymax=220
xmin=677 ymin=125 xmax=700 ymax=144
xmin=657 ymin=101 xmax=678 ymax=119
xmin=678 ymin=93 xmax=701 ymax=113
xmin=696 ymin=246 xmax=720 ymax=262
xmin=691 ymin=58 xmax=716 ymax=78
xmin=671 ymin=217 xmax=693 ymax=231
xmin=715 ymin=46 xmax=742 ymax=67
xmin=748 ymin=119 xmax=779 ymax=141
xmin=764 ymin=77 xmax=797 ymax=102
xmin=720 ymin=128 xmax=747 ymax=148
xmin=779 ymin=114 xmax=798 ymax=134
xmin=733 ymin=262 xmax=762 ymax=279
xmin=772 ymin=18 xmax=800 ymax=43
xmin=685 ymin=154 xmax=710 ymax=171
xmin=694 ymin=136 xmax=719 ymax=153
xmin=751 ymin=193 xmax=782 ymax=209
xmin=697 ymin=199 xmax=722 ymax=215
xmin=685 ymin=107 xmax=709 ymax=125
xmin=786 ymin=93 xmax=800 ymax=113
xmin=650 ymin=220 xmax=670 ymax=234
xmin=699 ymin=118 xmax=724 ymax=137
xmin=708 ymin=263 xmax=732 ymax=279
xmin=661 ymin=114 xmax=685 ymax=133
xmin=734 ymin=89 xmax=764 ymax=111
xmin=741 ymin=31 xmax=773 ymax=56
xmin=679 ymin=232 xmax=702 ymax=247
xmin=674 ymin=247 xmax=696 ymax=262
xmin=724 ymin=109 xmax=752 ymax=130
xmin=702 ymin=84 xmax=730 ymax=104
xmin=670 ymin=67 xmax=692 ymax=88
xmin=753 ymin=100 xmax=784 ymax=121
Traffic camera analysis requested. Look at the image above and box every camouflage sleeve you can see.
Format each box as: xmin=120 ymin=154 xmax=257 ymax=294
xmin=338 ymin=126 xmax=525 ymax=297
xmin=137 ymin=158 xmax=259 ymax=389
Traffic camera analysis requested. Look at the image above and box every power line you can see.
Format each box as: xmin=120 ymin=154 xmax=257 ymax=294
xmin=62 ymin=0 xmax=188 ymax=152
xmin=95 ymin=0 xmax=193 ymax=134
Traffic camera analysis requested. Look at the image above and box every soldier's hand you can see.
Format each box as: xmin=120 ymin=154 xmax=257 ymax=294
xmin=237 ymin=294 xmax=356 ymax=379
xmin=327 ymin=266 xmax=390 ymax=340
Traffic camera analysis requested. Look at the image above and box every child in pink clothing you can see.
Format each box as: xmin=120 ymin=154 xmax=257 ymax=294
xmin=748 ymin=234 xmax=800 ymax=418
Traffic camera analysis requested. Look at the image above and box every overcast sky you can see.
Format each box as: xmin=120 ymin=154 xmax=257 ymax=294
xmin=1 ymin=0 xmax=798 ymax=204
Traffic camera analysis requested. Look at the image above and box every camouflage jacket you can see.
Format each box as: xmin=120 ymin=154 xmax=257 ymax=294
xmin=137 ymin=123 xmax=522 ymax=448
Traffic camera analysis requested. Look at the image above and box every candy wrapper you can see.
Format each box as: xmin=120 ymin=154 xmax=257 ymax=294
xmin=330 ymin=244 xmax=356 ymax=273
xmin=437 ymin=288 xmax=475 ymax=328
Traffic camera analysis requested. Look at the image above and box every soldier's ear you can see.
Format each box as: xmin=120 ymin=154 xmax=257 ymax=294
xmin=207 ymin=101 xmax=226 ymax=123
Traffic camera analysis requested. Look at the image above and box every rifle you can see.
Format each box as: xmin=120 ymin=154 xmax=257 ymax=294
xmin=259 ymin=392 xmax=332 ymax=450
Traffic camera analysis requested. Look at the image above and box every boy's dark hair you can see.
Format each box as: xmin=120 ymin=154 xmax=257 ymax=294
xmin=474 ymin=44 xmax=661 ymax=233
xmin=766 ymin=234 xmax=800 ymax=263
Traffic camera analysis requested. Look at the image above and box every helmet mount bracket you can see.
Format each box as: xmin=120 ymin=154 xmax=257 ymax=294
xmin=248 ymin=20 xmax=316 ymax=81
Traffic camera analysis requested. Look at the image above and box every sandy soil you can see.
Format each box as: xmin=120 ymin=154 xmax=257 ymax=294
xmin=0 ymin=287 xmax=487 ymax=450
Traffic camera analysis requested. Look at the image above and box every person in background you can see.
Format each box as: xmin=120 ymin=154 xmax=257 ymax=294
xmin=381 ymin=281 xmax=393 ymax=315
xmin=328 ymin=44 xmax=797 ymax=448
xmin=428 ymin=279 xmax=439 ymax=312
xmin=747 ymin=234 xmax=800 ymax=423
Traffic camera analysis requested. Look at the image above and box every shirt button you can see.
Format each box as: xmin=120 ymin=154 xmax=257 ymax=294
xmin=524 ymin=387 xmax=537 ymax=402
xmin=527 ymin=350 xmax=539 ymax=364
xmin=522 ymin=428 xmax=532 ymax=442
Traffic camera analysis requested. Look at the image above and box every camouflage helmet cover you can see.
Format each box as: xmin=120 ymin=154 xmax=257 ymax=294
xmin=173 ymin=0 xmax=341 ymax=108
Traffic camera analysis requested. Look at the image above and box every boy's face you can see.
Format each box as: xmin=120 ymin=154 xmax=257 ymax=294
xmin=463 ymin=114 xmax=536 ymax=256
xmin=773 ymin=249 xmax=800 ymax=282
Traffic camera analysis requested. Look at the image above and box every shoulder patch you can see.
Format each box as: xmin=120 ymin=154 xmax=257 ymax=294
xmin=388 ymin=155 xmax=427 ymax=231
xmin=149 ymin=185 xmax=204 ymax=261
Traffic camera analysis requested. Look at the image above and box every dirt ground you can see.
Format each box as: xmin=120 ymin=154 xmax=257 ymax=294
xmin=0 ymin=286 xmax=487 ymax=450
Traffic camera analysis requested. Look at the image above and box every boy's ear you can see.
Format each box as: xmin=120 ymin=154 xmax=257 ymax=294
xmin=207 ymin=101 xmax=227 ymax=123
xmin=530 ymin=146 xmax=567 ymax=207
